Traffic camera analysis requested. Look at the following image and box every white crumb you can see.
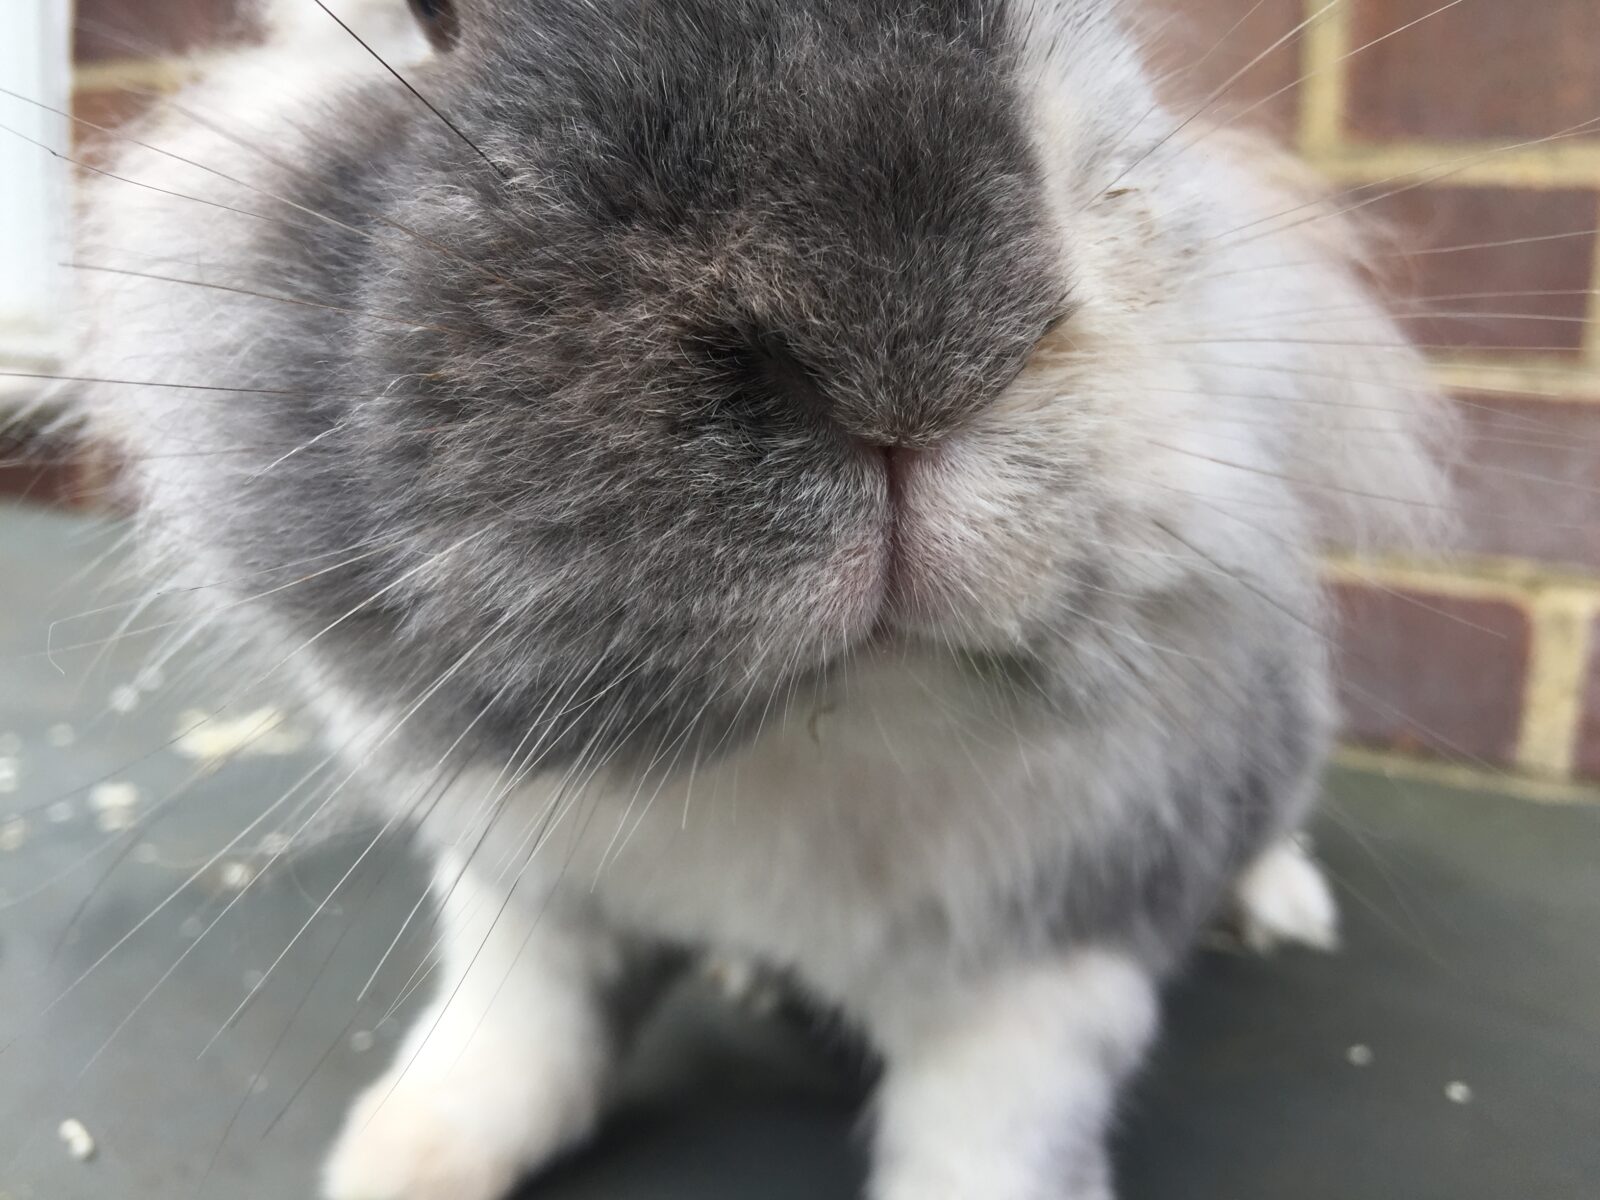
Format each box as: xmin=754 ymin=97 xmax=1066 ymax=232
xmin=0 ymin=817 xmax=28 ymax=852
xmin=1445 ymin=1081 xmax=1473 ymax=1105
xmin=95 ymin=808 xmax=136 ymax=833
xmin=1346 ymin=1044 xmax=1374 ymax=1067
xmin=90 ymin=781 xmax=140 ymax=813
xmin=174 ymin=707 xmax=306 ymax=765
xmin=57 ymin=1117 xmax=95 ymax=1161
xmin=219 ymin=861 xmax=256 ymax=891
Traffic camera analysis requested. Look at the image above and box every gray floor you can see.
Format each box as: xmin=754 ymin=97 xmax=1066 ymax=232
xmin=0 ymin=503 xmax=1595 ymax=1200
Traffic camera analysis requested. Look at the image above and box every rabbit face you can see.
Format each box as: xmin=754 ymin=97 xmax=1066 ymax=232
xmin=80 ymin=0 xmax=1444 ymax=767
xmin=285 ymin=0 xmax=1131 ymax=758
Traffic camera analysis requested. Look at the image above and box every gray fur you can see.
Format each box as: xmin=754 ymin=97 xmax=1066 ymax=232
xmin=71 ymin=1 xmax=1450 ymax=1196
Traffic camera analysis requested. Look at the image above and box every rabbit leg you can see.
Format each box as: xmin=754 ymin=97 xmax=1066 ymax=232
xmin=867 ymin=948 xmax=1157 ymax=1200
xmin=323 ymin=854 xmax=618 ymax=1200
xmin=1233 ymin=835 xmax=1341 ymax=954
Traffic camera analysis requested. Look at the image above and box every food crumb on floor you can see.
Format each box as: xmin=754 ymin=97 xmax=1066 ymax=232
xmin=174 ymin=706 xmax=307 ymax=765
xmin=1445 ymin=1081 xmax=1474 ymax=1104
xmin=89 ymin=781 xmax=139 ymax=812
xmin=219 ymin=861 xmax=256 ymax=891
xmin=57 ymin=1118 xmax=95 ymax=1162
xmin=0 ymin=816 xmax=27 ymax=851
xmin=90 ymin=782 xmax=140 ymax=831
xmin=1346 ymin=1044 xmax=1374 ymax=1067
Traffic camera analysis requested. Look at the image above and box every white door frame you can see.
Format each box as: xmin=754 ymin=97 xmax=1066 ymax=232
xmin=0 ymin=0 xmax=72 ymax=375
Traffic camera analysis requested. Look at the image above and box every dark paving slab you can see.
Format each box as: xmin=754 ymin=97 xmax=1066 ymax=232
xmin=0 ymin=503 xmax=1595 ymax=1200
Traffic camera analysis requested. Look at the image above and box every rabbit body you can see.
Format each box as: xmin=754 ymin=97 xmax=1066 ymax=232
xmin=73 ymin=1 xmax=1445 ymax=1196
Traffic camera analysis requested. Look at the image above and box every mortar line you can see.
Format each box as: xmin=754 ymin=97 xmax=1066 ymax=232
xmin=1297 ymin=0 xmax=1350 ymax=157
xmin=1516 ymin=587 xmax=1598 ymax=778
xmin=1333 ymin=744 xmax=1600 ymax=804
xmin=1584 ymin=193 xmax=1600 ymax=364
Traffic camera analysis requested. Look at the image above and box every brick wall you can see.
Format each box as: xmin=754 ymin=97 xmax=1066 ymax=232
xmin=1297 ymin=0 xmax=1600 ymax=788
xmin=1134 ymin=0 xmax=1600 ymax=792
xmin=8 ymin=0 xmax=1600 ymax=789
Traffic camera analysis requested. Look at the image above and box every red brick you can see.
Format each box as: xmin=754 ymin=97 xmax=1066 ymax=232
xmin=1142 ymin=0 xmax=1306 ymax=134
xmin=1371 ymin=187 xmax=1598 ymax=357
xmin=74 ymin=0 xmax=258 ymax=63
xmin=1577 ymin=616 xmax=1600 ymax=780
xmin=1346 ymin=0 xmax=1600 ymax=142
xmin=1447 ymin=395 xmax=1600 ymax=574
xmin=1333 ymin=582 xmax=1531 ymax=767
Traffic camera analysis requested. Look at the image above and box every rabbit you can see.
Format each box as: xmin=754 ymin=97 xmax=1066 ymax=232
xmin=71 ymin=0 xmax=1451 ymax=1197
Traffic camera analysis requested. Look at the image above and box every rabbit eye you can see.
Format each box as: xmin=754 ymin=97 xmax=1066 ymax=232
xmin=406 ymin=0 xmax=460 ymax=50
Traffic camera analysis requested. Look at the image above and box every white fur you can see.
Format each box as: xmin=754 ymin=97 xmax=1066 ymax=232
xmin=320 ymin=650 xmax=1187 ymax=1200
xmin=324 ymin=855 xmax=618 ymax=1200
xmin=871 ymin=950 xmax=1156 ymax=1200
xmin=1234 ymin=837 xmax=1341 ymax=954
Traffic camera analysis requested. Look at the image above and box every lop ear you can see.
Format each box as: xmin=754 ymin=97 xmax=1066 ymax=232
xmin=1199 ymin=129 xmax=1461 ymax=556
xmin=406 ymin=0 xmax=460 ymax=50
